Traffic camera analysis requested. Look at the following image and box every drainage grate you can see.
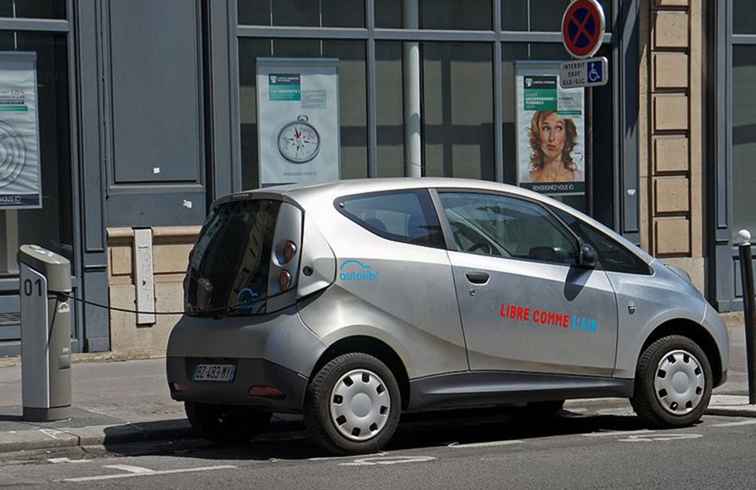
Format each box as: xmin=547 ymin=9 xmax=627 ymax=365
xmin=0 ymin=312 xmax=20 ymax=327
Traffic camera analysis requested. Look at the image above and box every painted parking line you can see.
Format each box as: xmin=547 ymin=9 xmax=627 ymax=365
xmin=61 ymin=464 xmax=237 ymax=483
xmin=448 ymin=440 xmax=524 ymax=449
xmin=711 ymin=419 xmax=756 ymax=428
xmin=339 ymin=455 xmax=436 ymax=466
xmin=48 ymin=458 xmax=88 ymax=464
xmin=582 ymin=429 xmax=655 ymax=437
xmin=618 ymin=433 xmax=702 ymax=442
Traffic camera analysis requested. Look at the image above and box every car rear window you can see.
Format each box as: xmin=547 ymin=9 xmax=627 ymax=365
xmin=185 ymin=199 xmax=282 ymax=316
xmin=336 ymin=190 xmax=445 ymax=249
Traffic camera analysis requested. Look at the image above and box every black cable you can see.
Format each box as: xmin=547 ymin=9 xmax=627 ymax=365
xmin=59 ymin=288 xmax=281 ymax=317
xmin=60 ymin=292 xmax=191 ymax=316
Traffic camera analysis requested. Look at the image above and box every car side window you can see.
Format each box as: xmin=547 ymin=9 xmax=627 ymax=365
xmin=438 ymin=192 xmax=578 ymax=266
xmin=551 ymin=207 xmax=652 ymax=275
xmin=336 ymin=190 xmax=445 ymax=249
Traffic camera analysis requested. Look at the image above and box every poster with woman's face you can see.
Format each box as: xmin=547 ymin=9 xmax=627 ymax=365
xmin=515 ymin=68 xmax=585 ymax=196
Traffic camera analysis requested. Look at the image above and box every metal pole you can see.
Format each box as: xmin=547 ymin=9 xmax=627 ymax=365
xmin=737 ymin=229 xmax=756 ymax=404
xmin=403 ymin=0 xmax=422 ymax=178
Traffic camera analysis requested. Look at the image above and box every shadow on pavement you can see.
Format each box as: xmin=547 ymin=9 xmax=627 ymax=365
xmin=97 ymin=407 xmax=688 ymax=462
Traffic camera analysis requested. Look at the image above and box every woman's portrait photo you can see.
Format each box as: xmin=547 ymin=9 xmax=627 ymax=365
xmin=526 ymin=111 xmax=583 ymax=183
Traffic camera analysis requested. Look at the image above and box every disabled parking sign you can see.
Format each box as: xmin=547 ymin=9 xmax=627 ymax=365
xmin=559 ymin=56 xmax=609 ymax=89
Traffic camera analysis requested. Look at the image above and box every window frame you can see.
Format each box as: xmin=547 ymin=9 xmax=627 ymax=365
xmin=334 ymin=188 xmax=447 ymax=250
xmin=430 ymin=188 xmax=584 ymax=267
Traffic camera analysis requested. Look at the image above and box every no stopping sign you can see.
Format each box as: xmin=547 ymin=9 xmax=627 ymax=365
xmin=562 ymin=0 xmax=606 ymax=59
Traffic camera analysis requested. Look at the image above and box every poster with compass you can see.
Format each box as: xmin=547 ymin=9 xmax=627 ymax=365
xmin=0 ymin=52 xmax=41 ymax=209
xmin=256 ymin=58 xmax=340 ymax=186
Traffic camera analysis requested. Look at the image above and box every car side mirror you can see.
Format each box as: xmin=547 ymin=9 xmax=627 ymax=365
xmin=579 ymin=243 xmax=598 ymax=269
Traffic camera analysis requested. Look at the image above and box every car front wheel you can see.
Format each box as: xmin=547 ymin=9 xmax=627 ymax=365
xmin=305 ymin=353 xmax=402 ymax=455
xmin=630 ymin=335 xmax=713 ymax=428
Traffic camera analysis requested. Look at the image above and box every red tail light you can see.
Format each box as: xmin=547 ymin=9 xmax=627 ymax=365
xmin=279 ymin=270 xmax=293 ymax=291
xmin=277 ymin=240 xmax=297 ymax=264
xmin=248 ymin=385 xmax=285 ymax=399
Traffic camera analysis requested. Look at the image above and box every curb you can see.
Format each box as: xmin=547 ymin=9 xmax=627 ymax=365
xmin=0 ymin=420 xmax=193 ymax=454
xmin=705 ymin=408 xmax=756 ymax=418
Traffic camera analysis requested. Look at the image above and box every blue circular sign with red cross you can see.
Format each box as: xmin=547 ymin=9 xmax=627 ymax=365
xmin=561 ymin=0 xmax=606 ymax=59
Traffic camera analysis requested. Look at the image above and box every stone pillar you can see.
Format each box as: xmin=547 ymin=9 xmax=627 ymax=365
xmin=107 ymin=226 xmax=200 ymax=359
xmin=640 ymin=0 xmax=704 ymax=290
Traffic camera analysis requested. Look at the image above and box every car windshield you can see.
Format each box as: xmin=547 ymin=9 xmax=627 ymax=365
xmin=185 ymin=199 xmax=281 ymax=317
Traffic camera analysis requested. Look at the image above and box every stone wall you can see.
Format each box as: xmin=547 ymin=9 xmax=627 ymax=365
xmin=106 ymin=226 xmax=200 ymax=359
xmin=640 ymin=0 xmax=705 ymax=290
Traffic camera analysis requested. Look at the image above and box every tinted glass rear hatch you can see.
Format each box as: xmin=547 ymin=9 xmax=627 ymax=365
xmin=185 ymin=198 xmax=281 ymax=316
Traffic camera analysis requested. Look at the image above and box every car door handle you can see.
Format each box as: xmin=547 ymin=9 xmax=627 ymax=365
xmin=465 ymin=271 xmax=490 ymax=285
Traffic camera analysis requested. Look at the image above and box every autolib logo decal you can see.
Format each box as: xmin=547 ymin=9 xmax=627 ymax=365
xmin=340 ymin=260 xmax=378 ymax=282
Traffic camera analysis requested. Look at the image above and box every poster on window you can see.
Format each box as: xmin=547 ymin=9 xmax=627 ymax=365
xmin=256 ymin=58 xmax=340 ymax=187
xmin=0 ymin=52 xmax=41 ymax=209
xmin=515 ymin=61 xmax=585 ymax=196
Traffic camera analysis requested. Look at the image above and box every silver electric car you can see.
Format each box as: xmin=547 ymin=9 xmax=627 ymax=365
xmin=167 ymin=178 xmax=729 ymax=454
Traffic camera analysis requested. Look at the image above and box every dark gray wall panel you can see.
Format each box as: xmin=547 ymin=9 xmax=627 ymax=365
xmin=108 ymin=0 xmax=203 ymax=185
xmin=82 ymin=267 xmax=109 ymax=352
xmin=207 ymin=0 xmax=236 ymax=199
xmin=76 ymin=0 xmax=105 ymax=253
xmin=106 ymin=190 xmax=206 ymax=227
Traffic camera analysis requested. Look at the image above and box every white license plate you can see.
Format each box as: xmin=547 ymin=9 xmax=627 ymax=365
xmin=193 ymin=364 xmax=236 ymax=382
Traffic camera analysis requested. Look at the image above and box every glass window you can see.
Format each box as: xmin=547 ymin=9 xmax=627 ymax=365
xmin=551 ymin=207 xmax=651 ymax=274
xmin=185 ymin=199 xmax=281 ymax=316
xmin=337 ymin=190 xmax=445 ymax=248
xmin=375 ymin=0 xmax=491 ymax=29
xmin=238 ymin=0 xmax=365 ymax=27
xmin=423 ymin=42 xmax=494 ymax=180
xmin=734 ymin=0 xmax=756 ymax=35
xmin=238 ymin=38 xmax=367 ymax=190
xmin=375 ymin=0 xmax=402 ymax=28
xmin=502 ymin=0 xmax=611 ymax=32
xmin=376 ymin=41 xmax=404 ymax=177
xmin=420 ymin=0 xmax=491 ymax=30
xmin=0 ymin=0 xmax=65 ymax=19
xmin=732 ymin=46 xmax=756 ymax=239
xmin=0 ymin=32 xmax=72 ymax=276
xmin=438 ymin=192 xmax=578 ymax=265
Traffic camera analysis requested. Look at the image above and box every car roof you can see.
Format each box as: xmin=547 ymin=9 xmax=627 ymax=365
xmin=221 ymin=178 xmax=654 ymax=264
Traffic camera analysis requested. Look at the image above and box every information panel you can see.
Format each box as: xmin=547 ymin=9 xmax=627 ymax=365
xmin=256 ymin=58 xmax=340 ymax=187
xmin=515 ymin=61 xmax=585 ymax=196
xmin=0 ymin=52 xmax=41 ymax=209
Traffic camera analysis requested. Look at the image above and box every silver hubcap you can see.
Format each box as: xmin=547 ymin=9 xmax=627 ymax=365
xmin=329 ymin=369 xmax=391 ymax=442
xmin=654 ymin=349 xmax=706 ymax=416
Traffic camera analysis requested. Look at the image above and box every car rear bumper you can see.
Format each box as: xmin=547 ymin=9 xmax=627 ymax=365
xmin=167 ymin=357 xmax=308 ymax=412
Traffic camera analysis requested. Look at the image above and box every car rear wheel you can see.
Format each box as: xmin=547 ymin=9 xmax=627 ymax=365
xmin=305 ymin=353 xmax=401 ymax=455
xmin=184 ymin=402 xmax=272 ymax=443
xmin=630 ymin=335 xmax=712 ymax=428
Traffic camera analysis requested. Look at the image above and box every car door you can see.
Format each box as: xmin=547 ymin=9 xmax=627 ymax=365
xmin=435 ymin=190 xmax=618 ymax=377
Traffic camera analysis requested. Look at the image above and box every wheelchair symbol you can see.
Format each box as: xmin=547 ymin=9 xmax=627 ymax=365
xmin=588 ymin=63 xmax=602 ymax=83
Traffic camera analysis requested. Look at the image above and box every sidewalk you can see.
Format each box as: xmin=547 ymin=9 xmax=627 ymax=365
xmin=0 ymin=324 xmax=754 ymax=454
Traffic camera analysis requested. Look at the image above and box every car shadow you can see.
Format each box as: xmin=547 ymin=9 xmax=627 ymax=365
xmin=99 ymin=406 xmax=695 ymax=462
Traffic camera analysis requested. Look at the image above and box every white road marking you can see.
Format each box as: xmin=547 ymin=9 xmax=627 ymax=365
xmin=619 ymin=433 xmax=702 ymax=442
xmin=104 ymin=464 xmax=155 ymax=474
xmin=60 ymin=465 xmax=237 ymax=483
xmin=711 ymin=419 xmax=756 ymax=428
xmin=309 ymin=452 xmax=387 ymax=461
xmin=48 ymin=458 xmax=88 ymax=464
xmin=39 ymin=429 xmax=68 ymax=440
xmin=582 ymin=429 xmax=655 ymax=437
xmin=340 ymin=455 xmax=436 ymax=466
xmin=448 ymin=440 xmax=523 ymax=448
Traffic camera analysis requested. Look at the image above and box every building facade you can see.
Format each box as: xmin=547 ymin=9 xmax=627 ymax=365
xmin=0 ymin=0 xmax=747 ymax=357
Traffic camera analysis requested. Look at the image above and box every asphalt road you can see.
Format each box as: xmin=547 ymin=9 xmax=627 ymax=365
xmin=2 ymin=408 xmax=756 ymax=489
